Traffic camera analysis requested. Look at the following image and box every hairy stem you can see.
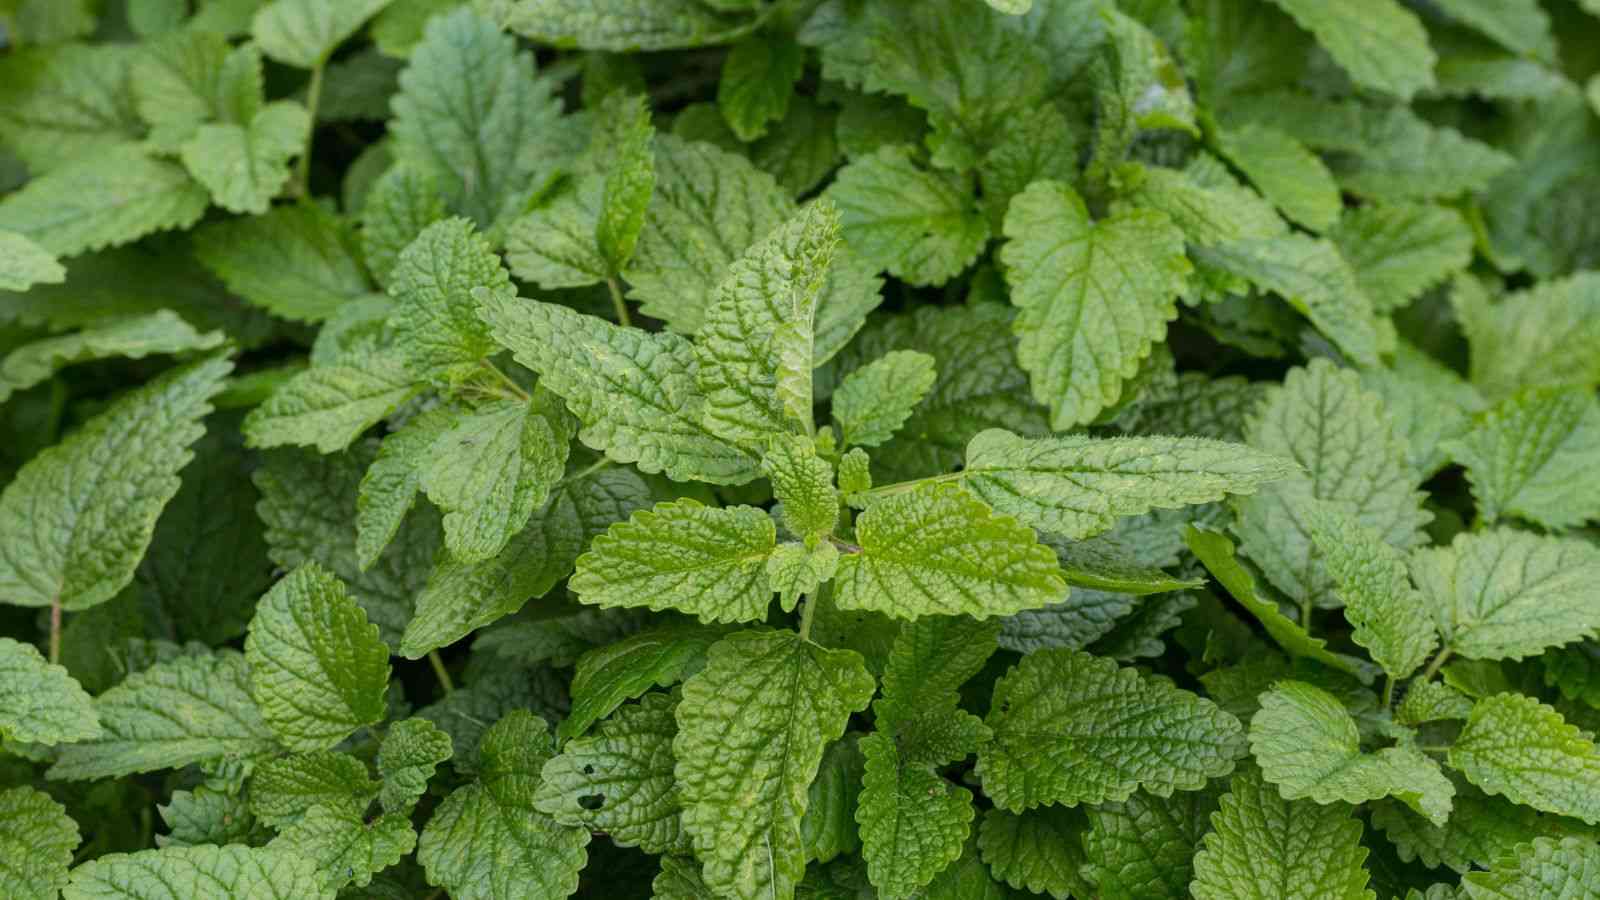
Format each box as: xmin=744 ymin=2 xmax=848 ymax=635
xmin=607 ymin=277 xmax=632 ymax=328
xmin=428 ymin=650 xmax=456 ymax=695
xmin=49 ymin=598 xmax=61 ymax=665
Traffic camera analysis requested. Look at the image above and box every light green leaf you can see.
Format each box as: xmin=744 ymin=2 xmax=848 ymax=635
xmin=417 ymin=710 xmax=590 ymax=900
xmin=1081 ymin=788 xmax=1218 ymax=900
xmin=834 ymin=483 xmax=1065 ymax=620
xmin=1000 ymin=179 xmax=1188 ymax=430
xmin=719 ymin=34 xmax=803 ymax=141
xmin=0 ymin=229 xmax=64 ymax=292
xmin=858 ymin=731 xmax=975 ymax=899
xmin=268 ymin=805 xmax=415 ymax=890
xmin=0 ymin=43 xmax=142 ymax=174
xmin=875 ymin=616 xmax=998 ymax=745
xmin=1396 ymin=681 xmax=1474 ymax=728
xmin=0 ymin=310 xmax=223 ymax=404
xmin=977 ymin=805 xmax=1091 ymax=900
xmin=570 ymin=498 xmax=776 ymax=623
xmin=595 ymin=92 xmax=656 ymax=273
xmin=0 ymin=637 xmax=98 ymax=745
xmin=504 ymin=178 xmax=609 ymax=290
xmin=250 ymin=751 xmax=378 ymax=826
xmin=242 ymin=350 xmax=420 ymax=454
xmin=420 ymin=398 xmax=571 ymax=564
xmin=1442 ymin=387 xmax=1600 ymax=530
xmin=355 ymin=406 xmax=457 ymax=571
xmin=1330 ymin=203 xmax=1474 ymax=314
xmin=1116 ymin=154 xmax=1287 ymax=251
xmin=1262 ymin=0 xmax=1434 ymax=98
xmin=1432 ymin=0 xmax=1554 ymax=61
xmin=832 ymin=351 xmax=937 ymax=449
xmin=245 ymin=564 xmax=390 ymax=752
xmin=1214 ymin=123 xmax=1341 ymax=232
xmin=377 ymin=717 xmax=452 ymax=815
xmin=1360 ymin=340 xmax=1486 ymax=477
xmin=536 ymin=691 xmax=687 ymax=854
xmin=1232 ymin=359 xmax=1428 ymax=611
xmin=1449 ymin=692 xmax=1600 ymax=824
xmin=360 ymin=165 xmax=447 ymax=290
xmin=960 ymin=428 xmax=1297 ymax=540
xmin=979 ymin=647 xmax=1245 ymax=810
xmin=674 ymin=629 xmax=874 ymax=900
xmin=1187 ymin=525 xmax=1380 ymax=684
xmin=560 ymin=625 xmax=722 ymax=743
xmin=193 ymin=201 xmax=372 ymax=323
xmin=180 ymin=102 xmax=309 ymax=215
xmin=803 ymin=734 xmax=866 ymax=864
xmin=0 ymin=786 xmax=79 ymax=900
xmin=763 ymin=436 xmax=837 ymax=545
xmin=131 ymin=30 xmax=261 ymax=151
xmin=1456 ymin=272 xmax=1600 ymax=400
xmin=0 ymin=355 xmax=230 ymax=611
xmin=825 ymin=145 xmax=990 ymax=288
xmin=62 ymin=845 xmax=332 ymax=900
xmin=1372 ymin=783 xmax=1578 ymax=875
xmin=696 ymin=201 xmax=838 ymax=444
xmin=253 ymin=0 xmax=394 ymax=68
xmin=1307 ymin=505 xmax=1437 ymax=679
xmin=477 ymin=294 xmax=762 ymax=484
xmin=767 ymin=542 xmax=840 ymax=613
xmin=1191 ymin=767 xmax=1375 ymax=900
xmin=503 ymin=0 xmax=761 ymax=51
xmin=1251 ymin=681 xmax=1453 ymax=825
xmin=49 ymin=651 xmax=277 ymax=780
xmin=1411 ymin=528 xmax=1600 ymax=662
xmin=0 ymin=146 xmax=208 ymax=258
xmin=388 ymin=216 xmax=511 ymax=382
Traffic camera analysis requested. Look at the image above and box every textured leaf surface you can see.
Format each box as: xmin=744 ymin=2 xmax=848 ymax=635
xmin=1000 ymin=179 xmax=1188 ymax=430
xmin=0 ymin=43 xmax=143 ymax=173
xmin=835 ymin=483 xmax=1064 ymax=620
xmin=977 ymin=805 xmax=1091 ymax=900
xmin=63 ymin=845 xmax=332 ymax=900
xmin=192 ymin=201 xmax=370 ymax=323
xmin=0 ymin=355 xmax=230 ymax=610
xmin=0 ymin=637 xmax=98 ymax=744
xmin=253 ymin=0 xmax=393 ymax=68
xmin=1262 ymin=0 xmax=1434 ymax=98
xmin=267 ymin=805 xmax=414 ymax=889
xmin=179 ymin=102 xmax=309 ymax=215
xmin=1443 ymin=388 xmax=1600 ymax=530
xmin=674 ymin=629 xmax=874 ymax=900
xmin=243 ymin=350 xmax=419 ymax=454
xmin=1213 ymin=123 xmax=1341 ymax=232
xmin=825 ymin=146 xmax=989 ymax=288
xmin=1331 ymin=203 xmax=1474 ymax=314
xmin=1081 ymin=788 xmax=1217 ymax=900
xmin=355 ymin=406 xmax=456 ymax=571
xmin=360 ymin=165 xmax=448 ymax=289
xmin=0 ymin=310 xmax=224 ymax=404
xmin=978 ymin=648 xmax=1245 ymax=810
xmin=1372 ymin=783 xmax=1578 ymax=875
xmin=504 ymin=0 xmax=760 ymax=51
xmin=0 ymin=229 xmax=64 ymax=292
xmin=832 ymin=350 xmax=937 ymax=449
xmin=1457 ymin=273 xmax=1600 ymax=400
xmin=50 ymin=651 xmax=277 ymax=780
xmin=1307 ymin=505 xmax=1437 ymax=679
xmin=378 ymin=718 xmax=452 ymax=815
xmin=857 ymin=730 xmax=974 ymax=899
xmin=1461 ymin=837 xmax=1600 ymax=899
xmin=388 ymin=217 xmax=511 ymax=381
xmin=560 ymin=625 xmax=722 ymax=742
xmin=0 ymin=786 xmax=78 ymax=900
xmin=0 ymin=146 xmax=208 ymax=258
xmin=1191 ymin=768 xmax=1375 ymax=900
xmin=1449 ymin=692 xmax=1600 ymax=824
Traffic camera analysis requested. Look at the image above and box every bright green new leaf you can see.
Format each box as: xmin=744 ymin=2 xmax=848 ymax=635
xmin=1000 ymin=179 xmax=1189 ymax=430
xmin=834 ymin=483 xmax=1065 ymax=620
xmin=674 ymin=629 xmax=874 ymax=900
xmin=1214 ymin=123 xmax=1342 ymax=232
xmin=0 ymin=146 xmax=208 ymax=258
xmin=0 ymin=310 xmax=223 ymax=404
xmin=0 ymin=229 xmax=63 ymax=292
xmin=0 ymin=355 xmax=230 ymax=611
xmin=192 ymin=201 xmax=371 ymax=323
xmin=245 ymin=563 xmax=390 ymax=752
xmin=979 ymin=647 xmax=1245 ymax=810
xmin=268 ymin=804 xmax=415 ymax=890
xmin=1442 ymin=387 xmax=1600 ymax=530
xmin=832 ymin=350 xmax=937 ymax=449
xmin=388 ymin=217 xmax=513 ymax=381
xmin=179 ymin=102 xmax=310 ymax=215
xmin=378 ymin=717 xmax=452 ymax=815
xmin=1307 ymin=504 xmax=1437 ymax=679
xmin=62 ymin=845 xmax=332 ymax=900
xmin=0 ymin=637 xmax=98 ymax=745
xmin=504 ymin=178 xmax=609 ymax=290
xmin=1116 ymin=154 xmax=1287 ymax=252
xmin=767 ymin=542 xmax=839 ymax=613
xmin=0 ymin=786 xmax=78 ymax=900
xmin=253 ymin=0 xmax=394 ymax=68
xmin=825 ymin=146 xmax=989 ymax=288
xmin=242 ymin=350 xmax=419 ymax=454
xmin=1449 ymin=692 xmax=1600 ymax=824
xmin=1262 ymin=0 xmax=1435 ymax=98
xmin=569 ymin=498 xmax=776 ymax=623
xmin=763 ymin=436 xmax=837 ymax=545
xmin=354 ymin=405 xmax=456 ymax=571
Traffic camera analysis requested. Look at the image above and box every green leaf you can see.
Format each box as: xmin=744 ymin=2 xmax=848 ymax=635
xmin=355 ymin=406 xmax=457 ymax=571
xmin=251 ymin=750 xmax=378 ymax=827
xmin=1187 ymin=525 xmax=1380 ymax=684
xmin=719 ymin=34 xmax=803 ymax=142
xmin=1432 ymin=0 xmax=1554 ymax=61
xmin=1449 ymin=692 xmax=1600 ymax=824
xmin=0 ymin=229 xmax=63 ymax=292
xmin=674 ymin=629 xmax=874 ymax=900
xmin=0 ymin=786 xmax=79 ymax=900
xmin=570 ymin=498 xmax=776 ymax=623
xmin=1213 ymin=123 xmax=1342 ymax=232
xmin=835 ymin=483 xmax=1064 ymax=620
xmin=1081 ymin=788 xmax=1218 ymax=900
xmin=62 ymin=845 xmax=332 ymax=900
xmin=1262 ymin=0 xmax=1434 ymax=98
xmin=377 ymin=717 xmax=453 ymax=815
xmin=193 ymin=201 xmax=371 ymax=323
xmin=1396 ymin=681 xmax=1475 ymax=728
xmin=1191 ymin=767 xmax=1375 ymax=900
xmin=1330 ymin=203 xmax=1474 ymax=314
xmin=245 ymin=564 xmax=390 ymax=752
xmin=1251 ymin=681 xmax=1453 ymax=825
xmin=1360 ymin=340 xmax=1486 ymax=477
xmin=0 ymin=310 xmax=223 ymax=404
xmin=477 ymin=294 xmax=762 ymax=484
xmin=1442 ymin=387 xmax=1600 ymax=530
xmin=417 ymin=710 xmax=590 ymax=899
xmin=960 ymin=428 xmax=1297 ymax=540
xmin=360 ymin=165 xmax=448 ymax=290
xmin=1456 ymin=273 xmax=1600 ymax=400
xmin=388 ymin=216 xmax=512 ymax=382
xmin=420 ymin=399 xmax=571 ymax=564
xmin=595 ymin=92 xmax=655 ymax=273
xmin=0 ymin=354 xmax=230 ymax=611
xmin=1116 ymin=154 xmax=1287 ymax=251
xmin=1412 ymin=528 xmax=1600 ymax=662
xmin=0 ymin=146 xmax=208 ymax=258
xmin=0 ymin=43 xmax=141 ymax=174
xmin=130 ymin=29 xmax=261 ymax=151
xmin=832 ymin=351 xmax=937 ymax=450
xmin=268 ymin=804 xmax=415 ymax=890
xmin=858 ymin=731 xmax=975 ymax=899
xmin=977 ymin=805 xmax=1092 ymax=900
xmin=763 ymin=436 xmax=838 ymax=546
xmin=824 ymin=146 xmax=990 ymax=288
xmin=804 ymin=735 xmax=866 ymax=864
xmin=1232 ymin=359 xmax=1428 ymax=611
xmin=242 ymin=350 xmax=420 ymax=454
xmin=1000 ymin=179 xmax=1189 ymax=430
xmin=536 ymin=691 xmax=687 ymax=854
xmin=160 ymin=786 xmax=265 ymax=848
xmin=1372 ymin=782 xmax=1578 ymax=875
xmin=391 ymin=8 xmax=565 ymax=230
xmin=1462 ymin=837 xmax=1600 ymax=899
xmin=503 ymin=0 xmax=761 ymax=51
xmin=0 ymin=637 xmax=98 ymax=745
xmin=979 ymin=647 xmax=1245 ymax=810
xmin=767 ymin=542 xmax=840 ymax=613
xmin=179 ymin=101 xmax=310 ymax=215
xmin=504 ymin=178 xmax=609 ymax=290
xmin=252 ymin=0 xmax=394 ymax=68
xmin=1306 ymin=504 xmax=1437 ymax=679
xmin=696 ymin=201 xmax=838 ymax=444
xmin=560 ymin=625 xmax=722 ymax=743
xmin=49 ymin=650 xmax=277 ymax=780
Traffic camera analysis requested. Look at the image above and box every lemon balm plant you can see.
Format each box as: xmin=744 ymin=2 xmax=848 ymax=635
xmin=4 ymin=0 xmax=1600 ymax=898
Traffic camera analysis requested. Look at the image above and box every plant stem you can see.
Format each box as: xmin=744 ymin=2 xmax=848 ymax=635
xmin=479 ymin=359 xmax=530 ymax=402
xmin=1420 ymin=647 xmax=1454 ymax=683
xmin=798 ymin=582 xmax=830 ymax=643
xmin=296 ymin=61 xmax=325 ymax=197
xmin=1382 ymin=675 xmax=1395 ymax=710
xmin=1299 ymin=599 xmax=1314 ymax=635
xmin=428 ymin=650 xmax=455 ymax=695
xmin=607 ymin=277 xmax=632 ymax=328
xmin=855 ymin=470 xmax=965 ymax=500
xmin=49 ymin=599 xmax=61 ymax=664
xmin=556 ymin=456 xmax=612 ymax=489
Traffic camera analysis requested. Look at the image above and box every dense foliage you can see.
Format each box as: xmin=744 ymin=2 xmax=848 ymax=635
xmin=3 ymin=0 xmax=1600 ymax=897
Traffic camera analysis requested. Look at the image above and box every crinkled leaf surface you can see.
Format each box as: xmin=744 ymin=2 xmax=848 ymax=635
xmin=0 ymin=786 xmax=79 ymax=900
xmin=63 ymin=844 xmax=332 ymax=900
xmin=1443 ymin=387 xmax=1600 ymax=530
xmin=0 ymin=637 xmax=99 ymax=745
xmin=1449 ymin=692 xmax=1600 ymax=824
